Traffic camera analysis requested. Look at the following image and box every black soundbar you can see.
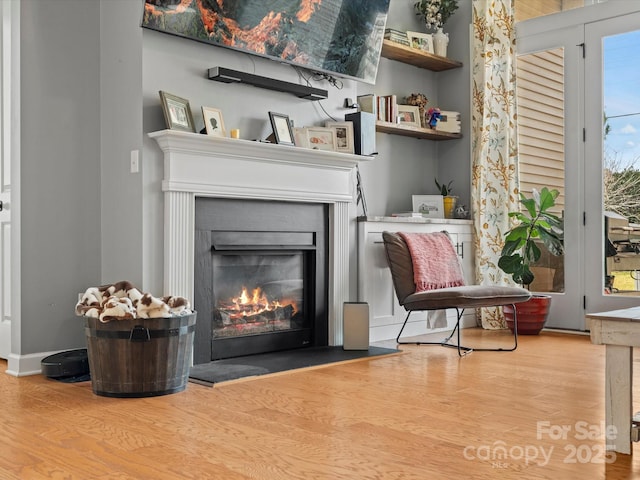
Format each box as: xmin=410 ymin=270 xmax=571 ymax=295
xmin=207 ymin=67 xmax=328 ymax=101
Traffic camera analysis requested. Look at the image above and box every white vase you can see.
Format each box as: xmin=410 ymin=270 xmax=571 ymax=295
xmin=433 ymin=27 xmax=449 ymax=57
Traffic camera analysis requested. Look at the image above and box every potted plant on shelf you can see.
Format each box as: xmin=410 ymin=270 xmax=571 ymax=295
xmin=435 ymin=179 xmax=458 ymax=219
xmin=498 ymin=187 xmax=564 ymax=334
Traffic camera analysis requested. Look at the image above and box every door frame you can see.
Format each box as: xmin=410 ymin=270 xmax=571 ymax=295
xmin=0 ymin=0 xmax=20 ymax=365
xmin=583 ymin=11 xmax=640 ymax=315
xmin=517 ymin=2 xmax=640 ymax=328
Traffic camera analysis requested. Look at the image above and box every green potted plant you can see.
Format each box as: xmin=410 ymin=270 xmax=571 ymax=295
xmin=435 ymin=179 xmax=457 ymax=219
xmin=498 ymin=187 xmax=564 ymax=334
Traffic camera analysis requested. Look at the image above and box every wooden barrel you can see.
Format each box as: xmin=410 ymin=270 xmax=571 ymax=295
xmin=84 ymin=313 xmax=197 ymax=397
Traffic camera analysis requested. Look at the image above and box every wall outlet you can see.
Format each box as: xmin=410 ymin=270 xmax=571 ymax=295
xmin=130 ymin=149 xmax=140 ymax=173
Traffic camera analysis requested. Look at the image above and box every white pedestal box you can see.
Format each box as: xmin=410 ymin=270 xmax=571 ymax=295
xmin=343 ymin=302 xmax=370 ymax=350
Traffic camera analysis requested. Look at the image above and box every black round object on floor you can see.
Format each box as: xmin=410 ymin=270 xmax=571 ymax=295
xmin=41 ymin=349 xmax=90 ymax=381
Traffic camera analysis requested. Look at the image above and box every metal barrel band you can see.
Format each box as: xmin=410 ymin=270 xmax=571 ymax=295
xmin=85 ymin=323 xmax=195 ymax=343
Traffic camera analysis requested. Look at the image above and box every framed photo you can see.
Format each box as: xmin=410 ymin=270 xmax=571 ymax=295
xmin=159 ymin=91 xmax=195 ymax=132
xmin=397 ymin=105 xmax=422 ymax=128
xmin=412 ymin=195 xmax=444 ymax=218
xmin=202 ymin=106 xmax=226 ymax=137
xmin=293 ymin=127 xmax=310 ymax=148
xmin=306 ymin=127 xmax=338 ymax=152
xmin=325 ymin=121 xmax=354 ymax=154
xmin=407 ymin=31 xmax=434 ymax=54
xmin=268 ymin=111 xmax=295 ymax=145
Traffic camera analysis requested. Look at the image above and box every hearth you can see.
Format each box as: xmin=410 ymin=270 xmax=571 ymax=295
xmin=193 ymin=197 xmax=328 ymax=364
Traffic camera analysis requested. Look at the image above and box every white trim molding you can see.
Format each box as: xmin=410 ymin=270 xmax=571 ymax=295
xmin=149 ymin=129 xmax=371 ymax=346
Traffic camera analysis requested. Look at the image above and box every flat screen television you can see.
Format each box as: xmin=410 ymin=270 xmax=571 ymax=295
xmin=141 ymin=0 xmax=390 ymax=85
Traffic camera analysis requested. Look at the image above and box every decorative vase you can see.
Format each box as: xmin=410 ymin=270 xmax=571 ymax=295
xmin=443 ymin=195 xmax=457 ymax=219
xmin=433 ymin=27 xmax=449 ymax=57
xmin=503 ymin=295 xmax=551 ymax=335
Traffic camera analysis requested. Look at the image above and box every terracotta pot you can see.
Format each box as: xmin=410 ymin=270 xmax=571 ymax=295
xmin=503 ymin=295 xmax=551 ymax=335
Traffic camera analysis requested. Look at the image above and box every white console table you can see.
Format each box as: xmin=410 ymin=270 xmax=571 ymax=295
xmin=357 ymin=216 xmax=475 ymax=342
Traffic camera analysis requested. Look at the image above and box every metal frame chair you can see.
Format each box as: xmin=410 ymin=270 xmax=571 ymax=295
xmin=382 ymin=231 xmax=532 ymax=356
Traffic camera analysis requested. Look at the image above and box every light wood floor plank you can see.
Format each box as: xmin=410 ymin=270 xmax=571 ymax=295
xmin=4 ymin=329 xmax=640 ymax=478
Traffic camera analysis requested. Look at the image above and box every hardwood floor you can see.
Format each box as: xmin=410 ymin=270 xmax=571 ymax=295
xmin=3 ymin=329 xmax=640 ymax=479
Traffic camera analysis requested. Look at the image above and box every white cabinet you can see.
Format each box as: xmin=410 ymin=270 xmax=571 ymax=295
xmin=357 ymin=217 xmax=475 ymax=342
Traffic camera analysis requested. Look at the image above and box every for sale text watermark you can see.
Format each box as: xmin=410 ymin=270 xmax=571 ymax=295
xmin=462 ymin=421 xmax=618 ymax=467
xmin=536 ymin=420 xmax=617 ymax=442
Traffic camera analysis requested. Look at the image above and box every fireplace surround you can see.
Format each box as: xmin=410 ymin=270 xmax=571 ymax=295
xmin=149 ymin=130 xmax=370 ymax=361
xmin=194 ymin=197 xmax=328 ymax=363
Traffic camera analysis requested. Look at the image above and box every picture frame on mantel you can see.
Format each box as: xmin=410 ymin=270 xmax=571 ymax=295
xmin=306 ymin=127 xmax=338 ymax=152
xmin=202 ymin=106 xmax=226 ymax=137
xmin=325 ymin=121 xmax=355 ymax=154
xmin=159 ymin=91 xmax=195 ymax=132
xmin=268 ymin=111 xmax=295 ymax=145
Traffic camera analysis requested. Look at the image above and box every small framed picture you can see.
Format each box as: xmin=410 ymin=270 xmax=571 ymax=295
xmin=412 ymin=194 xmax=444 ymax=218
xmin=268 ymin=111 xmax=295 ymax=145
xmin=293 ymin=127 xmax=310 ymax=148
xmin=397 ymin=105 xmax=422 ymax=128
xmin=407 ymin=31 xmax=434 ymax=54
xmin=202 ymin=106 xmax=226 ymax=137
xmin=306 ymin=127 xmax=338 ymax=152
xmin=159 ymin=91 xmax=195 ymax=132
xmin=325 ymin=121 xmax=355 ymax=154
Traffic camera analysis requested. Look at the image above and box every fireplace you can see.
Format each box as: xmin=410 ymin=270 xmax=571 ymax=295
xmin=149 ymin=129 xmax=369 ymax=364
xmin=194 ymin=197 xmax=328 ymax=363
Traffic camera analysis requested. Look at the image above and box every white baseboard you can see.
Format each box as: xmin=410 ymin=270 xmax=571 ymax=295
xmin=5 ymin=350 xmax=61 ymax=377
xmin=370 ymin=312 xmax=477 ymax=343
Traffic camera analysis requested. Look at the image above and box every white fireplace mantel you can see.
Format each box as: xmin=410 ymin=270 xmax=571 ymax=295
xmin=149 ymin=129 xmax=371 ymax=345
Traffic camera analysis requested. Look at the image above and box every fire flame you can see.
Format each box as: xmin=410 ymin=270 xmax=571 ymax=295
xmin=229 ymin=286 xmax=297 ymax=318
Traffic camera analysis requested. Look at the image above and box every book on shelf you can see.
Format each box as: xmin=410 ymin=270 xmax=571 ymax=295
xmin=385 ymin=37 xmax=410 ymax=47
xmin=384 ymin=29 xmax=410 ymax=46
xmin=377 ymin=94 xmax=397 ymax=123
xmin=357 ymin=94 xmax=377 ymax=115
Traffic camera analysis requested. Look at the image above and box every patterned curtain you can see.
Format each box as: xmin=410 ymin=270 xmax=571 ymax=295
xmin=471 ymin=0 xmax=520 ymax=329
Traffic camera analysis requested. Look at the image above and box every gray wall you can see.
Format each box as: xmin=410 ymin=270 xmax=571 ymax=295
xmin=20 ymin=0 xmax=102 ymax=354
xmin=100 ymin=0 xmax=144 ymax=287
xmin=15 ymin=0 xmax=470 ymax=359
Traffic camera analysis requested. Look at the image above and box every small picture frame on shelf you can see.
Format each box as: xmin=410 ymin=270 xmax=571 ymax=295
xmin=293 ymin=127 xmax=310 ymax=148
xmin=306 ymin=127 xmax=338 ymax=152
xmin=397 ymin=105 xmax=422 ymax=128
xmin=406 ymin=31 xmax=434 ymax=54
xmin=159 ymin=91 xmax=195 ymax=132
xmin=324 ymin=121 xmax=355 ymax=154
xmin=412 ymin=194 xmax=444 ymax=218
xmin=201 ymin=106 xmax=226 ymax=137
xmin=268 ymin=111 xmax=295 ymax=145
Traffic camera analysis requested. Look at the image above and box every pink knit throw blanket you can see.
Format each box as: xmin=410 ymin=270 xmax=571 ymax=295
xmin=398 ymin=232 xmax=465 ymax=292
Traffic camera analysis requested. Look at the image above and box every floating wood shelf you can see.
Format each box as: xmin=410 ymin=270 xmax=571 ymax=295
xmin=375 ymin=121 xmax=462 ymax=141
xmin=380 ymin=39 xmax=463 ymax=72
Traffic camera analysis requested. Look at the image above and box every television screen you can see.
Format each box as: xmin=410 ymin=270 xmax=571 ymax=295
xmin=141 ymin=0 xmax=390 ymax=85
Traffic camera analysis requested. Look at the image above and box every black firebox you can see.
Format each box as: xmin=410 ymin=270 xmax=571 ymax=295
xmin=193 ymin=198 xmax=328 ymax=364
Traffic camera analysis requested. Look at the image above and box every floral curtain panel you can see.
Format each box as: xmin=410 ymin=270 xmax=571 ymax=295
xmin=471 ymin=0 xmax=520 ymax=329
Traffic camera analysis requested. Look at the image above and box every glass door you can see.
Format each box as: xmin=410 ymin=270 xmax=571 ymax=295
xmin=516 ymin=25 xmax=584 ymax=330
xmin=584 ymin=12 xmax=640 ymax=315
